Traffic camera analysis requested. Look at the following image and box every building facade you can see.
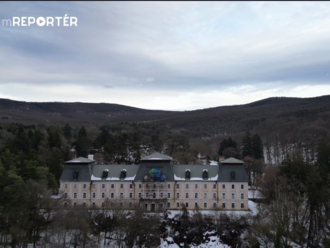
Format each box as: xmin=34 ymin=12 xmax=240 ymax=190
xmin=59 ymin=152 xmax=249 ymax=211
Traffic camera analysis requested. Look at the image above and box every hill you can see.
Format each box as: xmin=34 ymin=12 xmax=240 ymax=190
xmin=1 ymin=95 xmax=330 ymax=140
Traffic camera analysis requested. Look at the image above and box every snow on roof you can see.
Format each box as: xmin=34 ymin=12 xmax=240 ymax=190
xmin=66 ymin=157 xmax=94 ymax=163
xmin=141 ymin=152 xmax=172 ymax=161
xmin=221 ymin=157 xmax=244 ymax=164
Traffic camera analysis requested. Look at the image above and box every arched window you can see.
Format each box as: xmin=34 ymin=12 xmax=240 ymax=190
xmin=230 ymin=171 xmax=236 ymax=180
xmin=185 ymin=170 xmax=191 ymax=180
xmin=203 ymin=170 xmax=208 ymax=180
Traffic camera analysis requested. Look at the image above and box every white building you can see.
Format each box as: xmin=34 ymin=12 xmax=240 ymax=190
xmin=59 ymin=152 xmax=249 ymax=211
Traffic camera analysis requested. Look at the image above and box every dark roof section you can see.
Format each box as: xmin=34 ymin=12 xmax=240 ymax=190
xmin=141 ymin=152 xmax=172 ymax=161
xmin=218 ymin=165 xmax=248 ymax=182
xmin=65 ymin=157 xmax=94 ymax=164
xmin=221 ymin=157 xmax=244 ymax=165
xmin=173 ymin=164 xmax=218 ymax=181
xmin=90 ymin=164 xmax=139 ymax=181
xmin=134 ymin=161 xmax=174 ymax=182
xmin=60 ymin=164 xmax=91 ymax=182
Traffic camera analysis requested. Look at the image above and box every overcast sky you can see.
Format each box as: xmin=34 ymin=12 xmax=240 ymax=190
xmin=1 ymin=2 xmax=330 ymax=111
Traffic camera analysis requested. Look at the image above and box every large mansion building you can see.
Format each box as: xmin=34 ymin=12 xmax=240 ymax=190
xmin=59 ymin=152 xmax=249 ymax=211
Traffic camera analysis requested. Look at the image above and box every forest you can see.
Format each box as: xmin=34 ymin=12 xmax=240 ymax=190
xmin=0 ymin=95 xmax=330 ymax=247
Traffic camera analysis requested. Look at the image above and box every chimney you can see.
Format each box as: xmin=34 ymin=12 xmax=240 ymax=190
xmin=88 ymin=154 xmax=94 ymax=161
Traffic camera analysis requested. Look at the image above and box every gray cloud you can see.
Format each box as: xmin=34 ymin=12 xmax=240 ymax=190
xmin=1 ymin=1 xmax=330 ymax=109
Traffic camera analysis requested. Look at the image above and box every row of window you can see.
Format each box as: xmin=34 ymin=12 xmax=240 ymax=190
xmin=65 ymin=183 xmax=245 ymax=190
xmin=66 ymin=201 xmax=245 ymax=209
xmin=67 ymin=191 xmax=245 ymax=200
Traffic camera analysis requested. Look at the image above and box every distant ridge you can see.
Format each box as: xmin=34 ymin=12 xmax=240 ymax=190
xmin=1 ymin=95 xmax=330 ymax=138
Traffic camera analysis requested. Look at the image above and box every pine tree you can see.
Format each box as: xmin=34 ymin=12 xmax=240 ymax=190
xmin=242 ymin=131 xmax=252 ymax=158
xmin=251 ymin=134 xmax=263 ymax=159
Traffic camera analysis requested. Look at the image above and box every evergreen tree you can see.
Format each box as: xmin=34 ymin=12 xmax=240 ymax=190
xmin=74 ymin=126 xmax=91 ymax=157
xmin=242 ymin=131 xmax=252 ymax=158
xmin=251 ymin=134 xmax=263 ymax=159
xmin=62 ymin=123 xmax=72 ymax=140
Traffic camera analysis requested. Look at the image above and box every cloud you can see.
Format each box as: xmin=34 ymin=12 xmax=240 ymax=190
xmin=0 ymin=2 xmax=330 ymax=110
xmin=146 ymin=78 xmax=154 ymax=82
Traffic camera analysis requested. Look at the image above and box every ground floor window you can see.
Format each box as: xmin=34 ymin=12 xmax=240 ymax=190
xmin=232 ymin=203 xmax=235 ymax=208
xmin=222 ymin=203 xmax=225 ymax=208
xmin=167 ymin=202 xmax=170 ymax=208
xmin=241 ymin=203 xmax=244 ymax=208
xmin=186 ymin=202 xmax=189 ymax=207
xmin=204 ymin=202 xmax=207 ymax=208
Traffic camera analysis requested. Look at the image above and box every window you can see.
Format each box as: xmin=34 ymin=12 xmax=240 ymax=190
xmin=146 ymin=184 xmax=149 ymax=188
xmin=222 ymin=184 xmax=225 ymax=189
xmin=93 ymin=192 xmax=96 ymax=198
xmin=153 ymin=193 xmax=156 ymax=198
xmin=186 ymin=202 xmax=189 ymax=207
xmin=120 ymin=184 xmax=123 ymax=189
xmin=139 ymin=193 xmax=141 ymax=198
xmin=120 ymin=202 xmax=123 ymax=207
xmin=241 ymin=184 xmax=244 ymax=189
xmin=111 ymin=184 xmax=114 ymax=189
xmin=74 ymin=193 xmax=77 ymax=198
xmin=160 ymin=204 xmax=163 ymax=208
xmin=65 ymin=184 xmax=67 ymax=189
xmin=195 ymin=184 xmax=198 ymax=189
xmin=167 ymin=202 xmax=170 ymax=208
xmin=129 ymin=202 xmax=132 ymax=208
xmin=130 ymin=193 xmax=132 ymax=198
xmin=83 ymin=184 xmax=86 ymax=189
xmin=139 ymin=184 xmax=142 ymax=189
xmin=73 ymin=202 xmax=76 ymax=206
xmin=195 ymin=202 xmax=198 ymax=208
xmin=195 ymin=193 xmax=198 ymax=198
xmin=232 ymin=184 xmax=234 ymax=189
xmin=176 ymin=193 xmax=179 ymax=198
xmin=64 ymin=193 xmax=67 ymax=198
xmin=176 ymin=184 xmax=179 ymax=189
xmin=177 ymin=202 xmax=180 ymax=207
xmin=93 ymin=202 xmax=95 ymax=207
xmin=230 ymin=171 xmax=236 ymax=180
xmin=222 ymin=203 xmax=226 ymax=208
xmin=213 ymin=193 xmax=216 ymax=199
xmin=168 ymin=193 xmax=171 ymax=198
xmin=168 ymin=184 xmax=170 ymax=189
xmin=120 ymin=193 xmax=123 ymax=198
xmin=204 ymin=193 xmax=207 ymax=199
xmin=186 ymin=184 xmax=189 ymax=189
xmin=130 ymin=184 xmax=132 ymax=189
xmin=102 ymin=193 xmax=105 ymax=198
xmin=222 ymin=193 xmax=225 ymax=199
xmin=204 ymin=202 xmax=207 ymax=208
xmin=102 ymin=184 xmax=105 ymax=189
xmin=146 ymin=193 xmax=149 ymax=198
xmin=74 ymin=184 xmax=77 ymax=189
xmin=83 ymin=202 xmax=86 ymax=207
xmin=241 ymin=203 xmax=244 ymax=208
xmin=102 ymin=202 xmax=104 ymax=207
xmin=186 ymin=193 xmax=189 ymax=198
xmin=241 ymin=193 xmax=244 ymax=199
xmin=83 ymin=193 xmax=86 ymax=198
xmin=153 ymin=184 xmax=156 ymax=188
xmin=64 ymin=202 xmax=67 ymax=207
xmin=232 ymin=193 xmax=235 ymax=199
xmin=213 ymin=203 xmax=217 ymax=208
xmin=232 ymin=203 xmax=235 ymax=208
xmin=92 ymin=184 xmax=95 ymax=189
xmin=160 ymin=193 xmax=163 ymax=198
xmin=213 ymin=184 xmax=216 ymax=189
xmin=111 ymin=193 xmax=114 ymax=198
xmin=204 ymin=184 xmax=207 ymax=189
